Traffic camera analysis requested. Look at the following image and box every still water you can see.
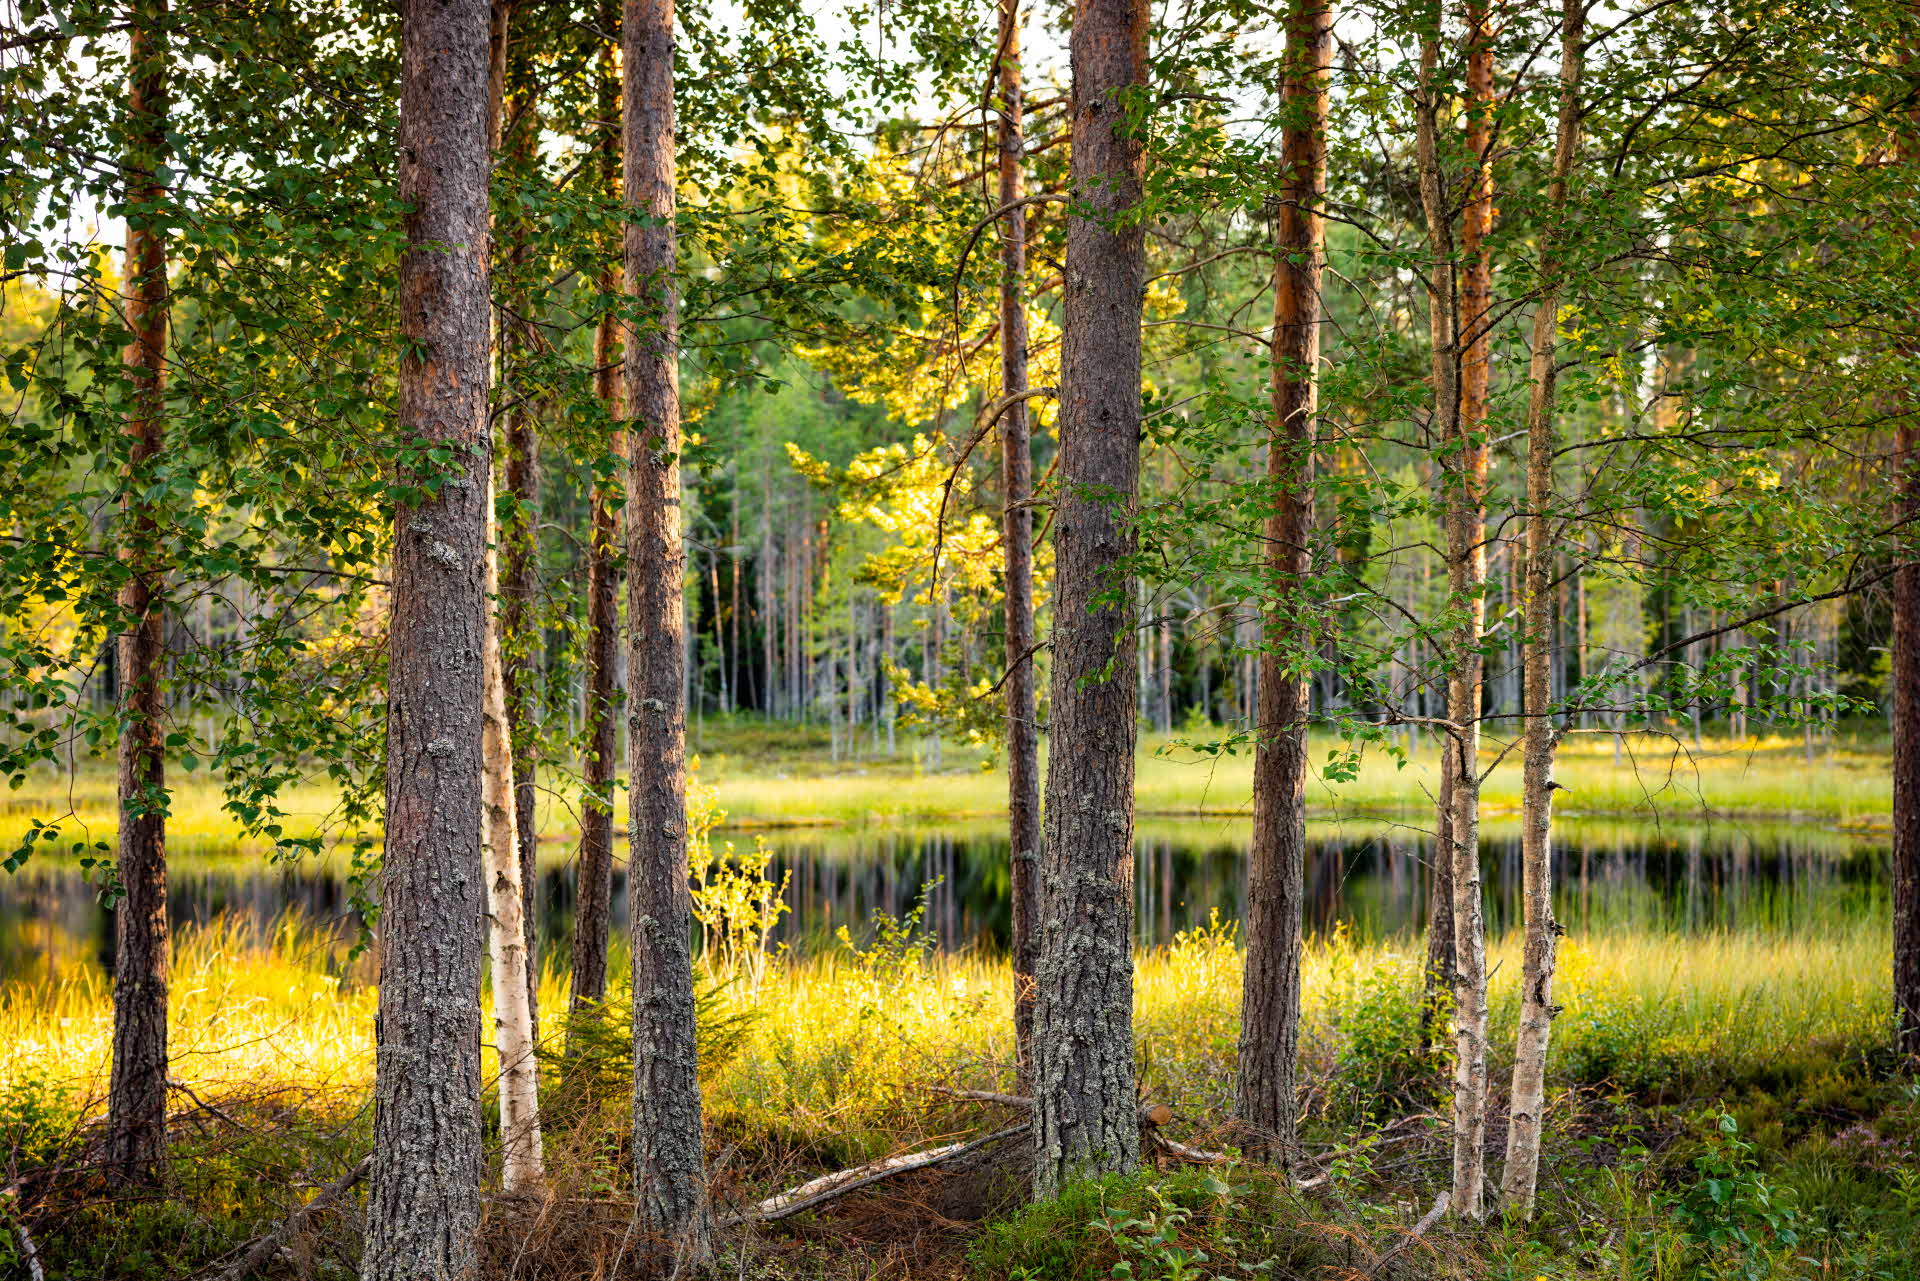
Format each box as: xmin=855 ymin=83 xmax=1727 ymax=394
xmin=0 ymin=815 xmax=1887 ymax=981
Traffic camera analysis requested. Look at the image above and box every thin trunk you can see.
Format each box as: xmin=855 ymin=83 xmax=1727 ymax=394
xmin=107 ymin=0 xmax=170 ymax=1188
xmin=1235 ymin=0 xmax=1328 ymax=1172
xmin=571 ymin=14 xmax=622 ymax=1019
xmin=366 ymin=1 xmax=491 ymax=1275
xmin=1501 ymin=0 xmax=1583 ymax=1215
xmin=1031 ymin=0 xmax=1148 ymax=1201
xmin=1422 ymin=744 xmax=1456 ymax=1042
xmin=494 ymin=41 xmax=545 ymax=1061
xmin=996 ymin=0 xmax=1042 ymax=1092
xmin=484 ymin=472 xmax=544 ymax=1192
xmin=623 ymin=0 xmax=714 ymax=1260
xmin=1416 ymin=19 xmax=1490 ymax=1220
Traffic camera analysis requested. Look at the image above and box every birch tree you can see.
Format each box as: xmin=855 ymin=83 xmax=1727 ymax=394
xmin=1500 ymin=0 xmax=1583 ymax=1216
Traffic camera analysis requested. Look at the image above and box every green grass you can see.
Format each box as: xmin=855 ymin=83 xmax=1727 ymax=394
xmin=0 ymin=721 xmax=1893 ymax=858
xmin=0 ymin=911 xmax=1907 ymax=1278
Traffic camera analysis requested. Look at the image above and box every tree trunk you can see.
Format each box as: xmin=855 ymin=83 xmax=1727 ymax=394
xmin=484 ymin=475 xmax=544 ymax=1192
xmin=1896 ymin=11 xmax=1920 ymax=1064
xmin=106 ymin=0 xmax=170 ymax=1188
xmin=366 ymin=2 xmax=492 ymax=1276
xmin=573 ymin=16 xmax=622 ymax=1020
xmin=995 ymin=0 xmax=1042 ymax=1093
xmin=1422 ymin=742 xmax=1456 ymax=1040
xmin=1235 ymin=0 xmax=1327 ymax=1172
xmin=623 ymin=0 xmax=714 ymax=1261
xmin=1031 ymin=0 xmax=1148 ymax=1201
xmin=1415 ymin=24 xmax=1490 ymax=1221
xmin=502 ymin=271 xmax=543 ymax=1043
xmin=1501 ymin=0 xmax=1583 ymax=1216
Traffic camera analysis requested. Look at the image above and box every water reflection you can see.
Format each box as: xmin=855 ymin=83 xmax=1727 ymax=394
xmin=0 ymin=817 xmax=1889 ymax=980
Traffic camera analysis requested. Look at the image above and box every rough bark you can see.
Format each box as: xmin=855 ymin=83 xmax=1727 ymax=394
xmin=1414 ymin=27 xmax=1490 ymax=1221
xmin=1896 ymin=10 xmax=1920 ymax=1064
xmin=573 ymin=16 xmax=622 ymax=1020
xmin=106 ymin=0 xmax=170 ymax=1189
xmin=484 ymin=472 xmax=544 ymax=1192
xmin=1031 ymin=0 xmax=1148 ymax=1202
xmin=365 ymin=1 xmax=492 ymax=1277
xmin=1235 ymin=0 xmax=1328 ymax=1172
xmin=995 ymin=0 xmax=1042 ymax=1093
xmin=624 ymin=0 xmax=714 ymax=1263
xmin=1500 ymin=0 xmax=1583 ymax=1216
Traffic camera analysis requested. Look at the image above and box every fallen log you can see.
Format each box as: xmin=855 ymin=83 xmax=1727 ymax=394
xmin=728 ymin=1122 xmax=1030 ymax=1226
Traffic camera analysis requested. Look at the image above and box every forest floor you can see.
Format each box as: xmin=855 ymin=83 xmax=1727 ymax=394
xmin=2 ymin=912 xmax=1913 ymax=1279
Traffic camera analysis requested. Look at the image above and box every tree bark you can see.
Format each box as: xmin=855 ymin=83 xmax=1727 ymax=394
xmin=1895 ymin=8 xmax=1920 ymax=1064
xmin=1235 ymin=0 xmax=1328 ymax=1172
xmin=1031 ymin=0 xmax=1148 ymax=1201
xmin=1500 ymin=0 xmax=1583 ymax=1216
xmin=365 ymin=1 xmax=492 ymax=1276
xmin=995 ymin=0 xmax=1042 ymax=1094
xmin=106 ymin=0 xmax=170 ymax=1189
xmin=484 ymin=473 xmax=544 ymax=1192
xmin=1415 ymin=23 xmax=1490 ymax=1221
xmin=623 ymin=0 xmax=714 ymax=1262
xmin=573 ymin=13 xmax=622 ymax=1021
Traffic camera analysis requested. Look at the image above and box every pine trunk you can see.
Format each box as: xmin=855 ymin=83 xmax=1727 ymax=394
xmin=623 ymin=0 xmax=714 ymax=1261
xmin=995 ymin=0 xmax=1042 ymax=1091
xmin=1031 ymin=0 xmax=1148 ymax=1201
xmin=1235 ymin=0 xmax=1328 ymax=1172
xmin=366 ymin=1 xmax=492 ymax=1274
xmin=573 ymin=20 xmax=623 ymax=1019
xmin=107 ymin=0 xmax=171 ymax=1188
xmin=1896 ymin=15 xmax=1920 ymax=1063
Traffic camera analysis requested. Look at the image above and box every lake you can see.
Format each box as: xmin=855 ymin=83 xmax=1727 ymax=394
xmin=0 ymin=813 xmax=1888 ymax=982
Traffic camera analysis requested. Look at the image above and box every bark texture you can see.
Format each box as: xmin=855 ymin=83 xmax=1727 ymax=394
xmin=995 ymin=0 xmax=1042 ymax=1092
xmin=1422 ymin=746 xmax=1456 ymax=1039
xmin=484 ymin=473 xmax=544 ymax=1192
xmin=365 ymin=2 xmax=492 ymax=1276
xmin=624 ymin=0 xmax=714 ymax=1263
xmin=573 ymin=19 xmax=623 ymax=1020
xmin=1031 ymin=0 xmax=1148 ymax=1202
xmin=106 ymin=0 xmax=170 ymax=1188
xmin=1500 ymin=0 xmax=1584 ymax=1215
xmin=1415 ymin=29 xmax=1490 ymax=1221
xmin=1896 ymin=15 xmax=1920 ymax=1064
xmin=1234 ymin=0 xmax=1328 ymax=1172
xmin=498 ymin=74 xmax=544 ymax=1034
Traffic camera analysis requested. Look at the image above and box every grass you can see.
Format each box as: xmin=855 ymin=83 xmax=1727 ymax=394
xmin=1 ymin=911 xmax=1908 ymax=1278
xmin=0 ymin=721 xmax=1894 ymax=859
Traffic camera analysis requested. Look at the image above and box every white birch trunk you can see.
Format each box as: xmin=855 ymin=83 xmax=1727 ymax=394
xmin=484 ymin=479 xmax=544 ymax=1193
xmin=1500 ymin=0 xmax=1585 ymax=1217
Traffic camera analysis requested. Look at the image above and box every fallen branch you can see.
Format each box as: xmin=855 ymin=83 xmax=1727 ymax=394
xmin=730 ymin=1123 xmax=1030 ymax=1226
xmin=4 ymin=1189 xmax=44 ymax=1281
xmin=929 ymin=1088 xmax=1233 ymax=1165
xmin=1365 ymin=1190 xmax=1449 ymax=1277
xmin=209 ymin=1155 xmax=371 ymax=1281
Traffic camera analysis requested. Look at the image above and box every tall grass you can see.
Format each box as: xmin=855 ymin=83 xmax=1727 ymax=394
xmin=6 ymin=912 xmax=1886 ymax=1172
